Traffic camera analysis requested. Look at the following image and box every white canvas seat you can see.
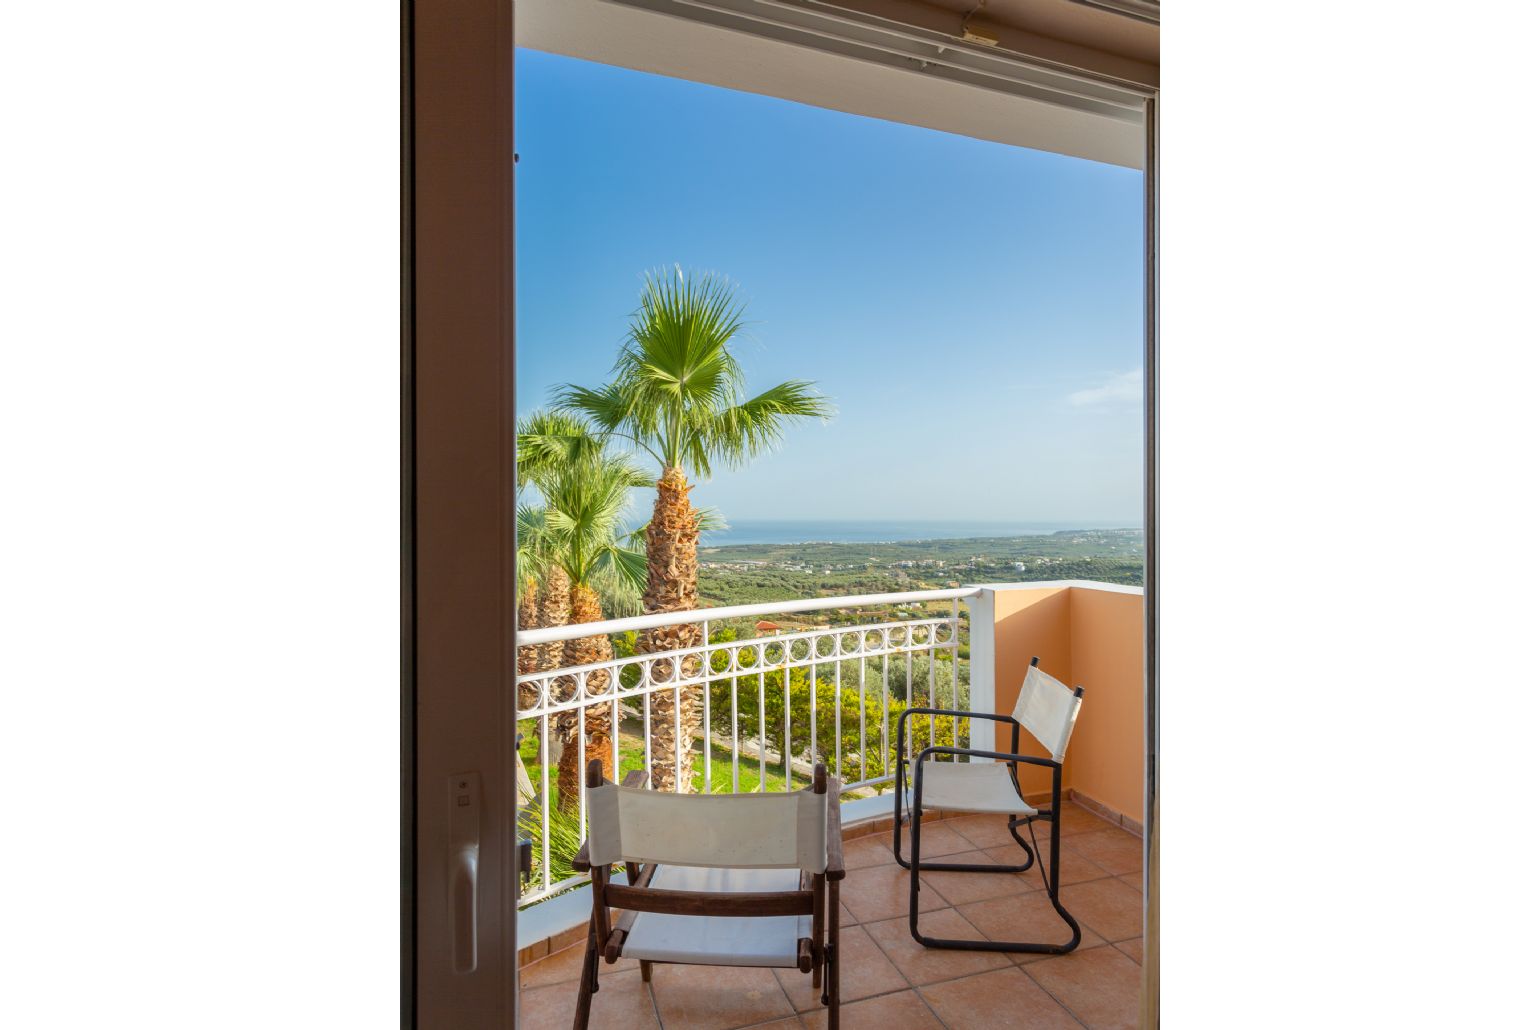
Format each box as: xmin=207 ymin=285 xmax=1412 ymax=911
xmin=585 ymin=780 xmax=827 ymax=872
xmin=900 ymin=761 xmax=1037 ymax=815
xmin=621 ymin=866 xmax=812 ymax=967
xmin=570 ymin=760 xmax=845 ymax=1030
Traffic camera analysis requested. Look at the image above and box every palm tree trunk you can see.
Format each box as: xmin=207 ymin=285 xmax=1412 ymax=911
xmin=639 ymin=466 xmax=704 ymax=792
xmin=535 ymin=568 xmax=570 ymax=672
xmin=538 ymin=568 xmax=574 ymax=806
xmin=516 ymin=577 xmax=540 ymax=710
xmin=514 ymin=576 xmax=542 ymax=805
xmin=557 ymin=583 xmax=614 ymax=809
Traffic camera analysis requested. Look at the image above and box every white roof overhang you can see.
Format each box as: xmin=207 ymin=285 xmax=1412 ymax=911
xmin=517 ymin=0 xmax=1155 ymax=169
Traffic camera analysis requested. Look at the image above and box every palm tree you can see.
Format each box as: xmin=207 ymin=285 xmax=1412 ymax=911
xmin=519 ymin=410 xmax=649 ymax=809
xmin=515 ymin=503 xmax=557 ymax=693
xmin=518 ymin=411 xmax=591 ymax=668
xmin=544 ymin=454 xmax=648 ymax=808
xmin=514 ymin=503 xmax=559 ymax=806
xmin=558 ymin=269 xmax=832 ymax=791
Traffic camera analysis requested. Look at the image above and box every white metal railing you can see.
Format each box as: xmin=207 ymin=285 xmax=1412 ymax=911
xmin=514 ymin=588 xmax=979 ymax=906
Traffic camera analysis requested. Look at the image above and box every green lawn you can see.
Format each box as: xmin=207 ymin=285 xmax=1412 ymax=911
xmin=517 ymin=727 xmax=809 ymax=804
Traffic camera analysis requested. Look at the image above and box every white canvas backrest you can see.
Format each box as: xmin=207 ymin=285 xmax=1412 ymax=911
xmin=586 ymin=784 xmax=828 ymax=873
xmin=1011 ymin=664 xmax=1083 ymax=764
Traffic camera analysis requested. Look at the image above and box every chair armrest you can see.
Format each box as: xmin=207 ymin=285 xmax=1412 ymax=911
xmin=902 ymin=706 xmax=1014 ymax=726
xmin=915 ymin=744 xmax=1058 ymax=769
xmin=825 ymin=775 xmax=845 ymax=881
xmin=898 ymin=707 xmax=1010 ymax=742
xmin=572 ymin=840 xmax=591 ymax=872
xmin=622 ymin=769 xmax=648 ymax=789
xmin=897 ymin=707 xmax=1016 ymax=768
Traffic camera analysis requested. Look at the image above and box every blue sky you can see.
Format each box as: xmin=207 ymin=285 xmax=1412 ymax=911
xmin=515 ymin=49 xmax=1144 ymax=525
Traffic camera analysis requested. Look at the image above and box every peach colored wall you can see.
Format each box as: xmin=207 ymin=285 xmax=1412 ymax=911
xmin=989 ymin=585 xmax=1144 ymax=822
xmin=1066 ymin=588 xmax=1146 ymax=822
xmin=991 ymin=587 xmax=1073 ymax=798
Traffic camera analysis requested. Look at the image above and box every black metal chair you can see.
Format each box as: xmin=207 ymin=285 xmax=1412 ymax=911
xmin=893 ymin=656 xmax=1085 ymax=954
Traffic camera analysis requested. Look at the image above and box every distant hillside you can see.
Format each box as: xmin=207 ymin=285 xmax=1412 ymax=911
xmin=699 ymin=529 xmax=1143 ymax=607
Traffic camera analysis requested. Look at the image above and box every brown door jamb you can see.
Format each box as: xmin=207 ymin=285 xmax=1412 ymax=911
xmin=405 ymin=2 xmax=517 ymax=1026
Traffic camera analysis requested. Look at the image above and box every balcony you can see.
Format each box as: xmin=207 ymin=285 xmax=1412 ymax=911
xmin=514 ymin=580 xmax=1145 ymax=1028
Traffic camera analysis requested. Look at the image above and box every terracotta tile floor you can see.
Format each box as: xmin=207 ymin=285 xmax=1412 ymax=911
xmin=518 ymin=801 xmax=1144 ymax=1029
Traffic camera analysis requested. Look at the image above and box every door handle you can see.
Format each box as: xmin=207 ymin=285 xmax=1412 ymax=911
xmin=448 ymin=773 xmax=481 ymax=974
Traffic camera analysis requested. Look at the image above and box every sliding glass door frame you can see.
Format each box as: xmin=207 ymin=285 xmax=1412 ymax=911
xmin=401 ymin=4 xmax=1157 ymax=1026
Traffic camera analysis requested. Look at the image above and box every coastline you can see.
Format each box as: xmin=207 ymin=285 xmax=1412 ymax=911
xmin=700 ymin=520 xmax=1142 ymax=549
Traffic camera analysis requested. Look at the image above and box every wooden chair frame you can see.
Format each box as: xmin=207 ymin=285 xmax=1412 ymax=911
xmin=570 ymin=759 xmax=846 ymax=1029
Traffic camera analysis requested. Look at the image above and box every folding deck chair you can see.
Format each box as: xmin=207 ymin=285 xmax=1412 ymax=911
xmin=570 ymin=759 xmax=845 ymax=1029
xmin=893 ymin=656 xmax=1085 ymax=954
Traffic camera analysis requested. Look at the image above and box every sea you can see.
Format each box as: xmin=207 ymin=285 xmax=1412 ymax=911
xmin=700 ymin=519 xmax=1138 ymax=548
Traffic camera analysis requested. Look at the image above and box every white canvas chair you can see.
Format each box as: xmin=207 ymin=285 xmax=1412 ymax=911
xmin=570 ymin=760 xmax=845 ymax=1029
xmin=893 ymin=656 xmax=1085 ymax=954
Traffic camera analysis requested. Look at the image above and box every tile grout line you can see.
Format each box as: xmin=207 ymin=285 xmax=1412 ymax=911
xmin=1016 ymin=961 xmax=1096 ymax=1030
xmin=859 ymin=806 xmax=1134 ymax=1030
xmin=784 ymin=912 xmax=1008 ymax=1025
xmin=645 ymin=974 xmax=665 ymax=1029
xmin=799 ymin=985 xmax=948 ymax=1029
xmin=793 ymin=884 xmax=1139 ymax=1029
xmin=905 ymin=923 xmax=1098 ymax=1030
xmin=969 ymin=880 xmax=1140 ymax=1030
xmin=1032 ymin=962 xmax=1099 ymax=1030
xmin=732 ymin=1015 xmax=804 ymax=1030
xmin=911 ymin=984 xmax=953 ymax=1030
xmin=918 ymin=965 xmax=1086 ymax=1030
xmin=842 ymin=921 xmax=904 ymax=1005
xmin=951 ymin=878 xmax=1114 ymax=948
xmin=763 ymin=953 xmax=803 ymax=1030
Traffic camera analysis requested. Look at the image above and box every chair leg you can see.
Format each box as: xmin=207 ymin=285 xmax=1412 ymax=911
xmin=907 ymin=769 xmax=1080 ymax=954
xmin=825 ymin=880 xmax=840 ymax=1029
xmin=894 ymin=811 xmax=1037 ymax=873
xmin=1006 ymin=816 xmax=1040 ymax=872
xmin=907 ymin=787 xmax=925 ymax=944
xmin=1038 ymin=793 xmax=1082 ymax=953
xmin=639 ymin=960 xmax=652 ymax=983
xmin=572 ymin=916 xmax=601 ymax=1030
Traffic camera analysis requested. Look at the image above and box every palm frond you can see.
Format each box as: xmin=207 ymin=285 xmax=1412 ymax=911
xmin=709 ymin=380 xmax=834 ymax=468
xmin=517 ymin=409 xmax=603 ymax=490
xmin=551 ymin=383 xmax=628 ymax=432
xmin=693 ymin=506 xmax=729 ymax=534
xmin=536 ymin=448 xmax=651 ymax=604
xmin=626 ymin=506 xmax=727 ymax=549
xmin=515 ymin=503 xmax=552 ymax=596
xmin=552 ymin=381 xmax=664 ymax=467
xmin=557 ymin=268 xmax=832 ymax=480
xmin=588 ymin=551 xmax=646 ymax=619
xmin=598 ymin=544 xmax=647 ymax=597
xmin=624 ymin=270 xmax=746 ymax=409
